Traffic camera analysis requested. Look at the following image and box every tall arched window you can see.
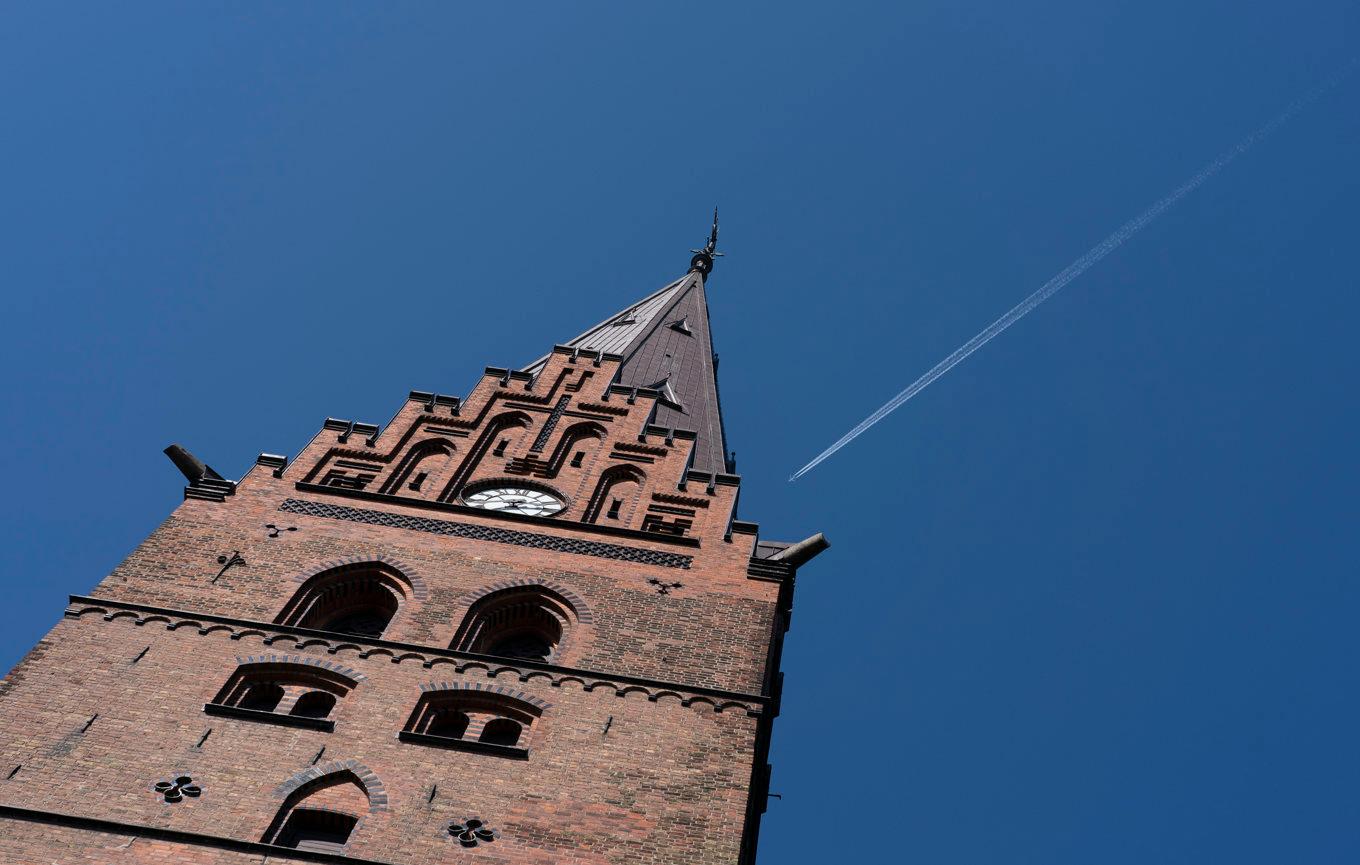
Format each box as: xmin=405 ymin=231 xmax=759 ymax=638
xmin=275 ymin=562 xmax=412 ymax=640
xmin=450 ymin=585 xmax=580 ymax=662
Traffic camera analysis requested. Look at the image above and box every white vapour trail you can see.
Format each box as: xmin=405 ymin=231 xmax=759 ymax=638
xmin=789 ymin=69 xmax=1351 ymax=482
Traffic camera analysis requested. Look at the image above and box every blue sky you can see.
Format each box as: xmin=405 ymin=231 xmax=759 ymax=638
xmin=3 ymin=3 xmax=1359 ymax=862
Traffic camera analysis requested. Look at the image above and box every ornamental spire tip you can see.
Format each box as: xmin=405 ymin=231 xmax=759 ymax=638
xmin=688 ymin=207 xmax=723 ymax=277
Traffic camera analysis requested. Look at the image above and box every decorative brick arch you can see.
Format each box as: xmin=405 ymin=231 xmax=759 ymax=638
xmin=419 ymin=681 xmax=553 ymax=711
xmin=451 ymin=578 xmax=592 ymax=624
xmin=232 ymin=654 xmax=367 ymax=684
xmin=290 ymin=555 xmax=429 ymax=602
xmin=272 ymin=760 xmax=388 ymax=813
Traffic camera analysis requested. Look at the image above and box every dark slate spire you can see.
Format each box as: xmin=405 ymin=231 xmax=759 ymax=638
xmin=523 ymin=226 xmax=730 ymax=475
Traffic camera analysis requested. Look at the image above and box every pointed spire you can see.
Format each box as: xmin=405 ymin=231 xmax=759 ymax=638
xmin=688 ymin=207 xmax=723 ymax=278
xmin=523 ymin=274 xmax=729 ymax=474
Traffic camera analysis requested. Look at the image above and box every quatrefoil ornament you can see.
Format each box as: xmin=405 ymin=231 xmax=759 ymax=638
xmin=153 ymin=775 xmax=202 ymax=803
xmin=448 ymin=817 xmax=498 ymax=847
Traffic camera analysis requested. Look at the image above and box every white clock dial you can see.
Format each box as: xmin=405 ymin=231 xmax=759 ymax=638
xmin=463 ymin=487 xmax=564 ymax=517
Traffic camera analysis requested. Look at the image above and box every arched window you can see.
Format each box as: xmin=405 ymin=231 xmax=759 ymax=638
xmin=479 ymin=718 xmax=522 ymax=747
xmin=207 ymin=660 xmax=358 ymax=731
xmin=238 ymin=682 xmax=284 ymax=712
xmin=274 ymin=809 xmax=358 ymax=853
xmin=400 ymin=686 xmax=547 ymax=758
xmin=582 ymin=464 xmax=645 ymax=525
xmin=290 ymin=691 xmax=337 ymax=719
xmin=450 ymin=585 xmax=579 ymax=662
xmin=263 ymin=767 xmax=378 ymax=852
xmin=276 ymin=562 xmax=412 ymax=640
xmin=426 ymin=710 xmax=470 ymax=739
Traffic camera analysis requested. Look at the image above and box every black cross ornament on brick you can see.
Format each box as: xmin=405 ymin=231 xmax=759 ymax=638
xmin=264 ymin=523 xmax=297 ymax=539
xmin=647 ymin=578 xmax=683 ymax=595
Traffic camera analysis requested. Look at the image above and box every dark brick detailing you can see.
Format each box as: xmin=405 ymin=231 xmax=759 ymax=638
xmin=418 ymin=681 xmax=552 ymax=710
xmin=278 ymin=498 xmax=694 ymax=569
xmin=273 ymin=761 xmax=388 ymax=812
xmin=450 ymin=578 xmax=594 ymax=624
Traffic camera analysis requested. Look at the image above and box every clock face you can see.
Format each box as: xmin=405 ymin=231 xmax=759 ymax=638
xmin=463 ymin=487 xmax=565 ymax=517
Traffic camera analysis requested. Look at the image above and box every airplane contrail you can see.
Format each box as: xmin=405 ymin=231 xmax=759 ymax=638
xmin=789 ymin=66 xmax=1353 ymax=482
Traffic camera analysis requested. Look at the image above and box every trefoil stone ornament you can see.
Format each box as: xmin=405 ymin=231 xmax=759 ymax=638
xmin=448 ymin=817 xmax=498 ymax=847
xmin=153 ymin=775 xmax=202 ymax=803
xmin=265 ymin=523 xmax=297 ymax=539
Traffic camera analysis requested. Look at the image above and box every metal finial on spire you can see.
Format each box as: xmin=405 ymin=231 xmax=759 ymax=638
xmin=689 ymin=207 xmax=724 ymax=276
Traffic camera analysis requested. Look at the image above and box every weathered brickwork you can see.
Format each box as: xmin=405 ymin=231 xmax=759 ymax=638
xmin=0 ymin=265 xmax=814 ymax=864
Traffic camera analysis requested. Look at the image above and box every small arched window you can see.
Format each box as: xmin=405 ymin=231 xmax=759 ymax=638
xmin=400 ymin=686 xmax=546 ymax=758
xmin=274 ymin=809 xmax=358 ymax=853
xmin=479 ymin=718 xmax=522 ymax=747
xmin=450 ymin=585 xmax=579 ymax=663
xmin=207 ymin=660 xmax=358 ymax=731
xmin=426 ymin=710 xmax=470 ymax=739
xmin=290 ymin=691 xmax=337 ymax=719
xmin=276 ymin=562 xmax=412 ymax=640
xmin=238 ymin=682 xmax=285 ymax=713
xmin=263 ymin=768 xmax=375 ymax=852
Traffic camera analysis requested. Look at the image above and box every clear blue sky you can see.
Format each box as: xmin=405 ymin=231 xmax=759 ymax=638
xmin=3 ymin=3 xmax=1358 ymax=862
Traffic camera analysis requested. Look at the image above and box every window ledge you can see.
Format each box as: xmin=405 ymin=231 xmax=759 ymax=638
xmin=204 ymin=702 xmax=335 ymax=732
xmin=398 ymin=730 xmax=528 ymax=760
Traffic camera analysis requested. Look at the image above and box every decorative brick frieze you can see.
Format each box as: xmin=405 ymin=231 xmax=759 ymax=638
xmin=278 ymin=498 xmax=696 ymax=569
xmin=63 ymin=597 xmax=765 ymax=716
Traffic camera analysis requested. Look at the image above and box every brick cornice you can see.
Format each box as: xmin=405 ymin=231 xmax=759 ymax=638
xmin=66 ymin=595 xmax=765 ymax=715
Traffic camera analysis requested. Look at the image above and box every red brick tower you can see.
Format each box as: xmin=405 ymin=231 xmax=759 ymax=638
xmin=0 ymin=222 xmax=828 ymax=865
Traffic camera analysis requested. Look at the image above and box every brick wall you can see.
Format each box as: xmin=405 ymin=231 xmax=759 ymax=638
xmin=0 ymin=350 xmax=796 ymax=864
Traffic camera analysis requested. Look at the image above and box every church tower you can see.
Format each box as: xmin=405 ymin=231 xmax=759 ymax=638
xmin=0 ymin=222 xmax=827 ymax=865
